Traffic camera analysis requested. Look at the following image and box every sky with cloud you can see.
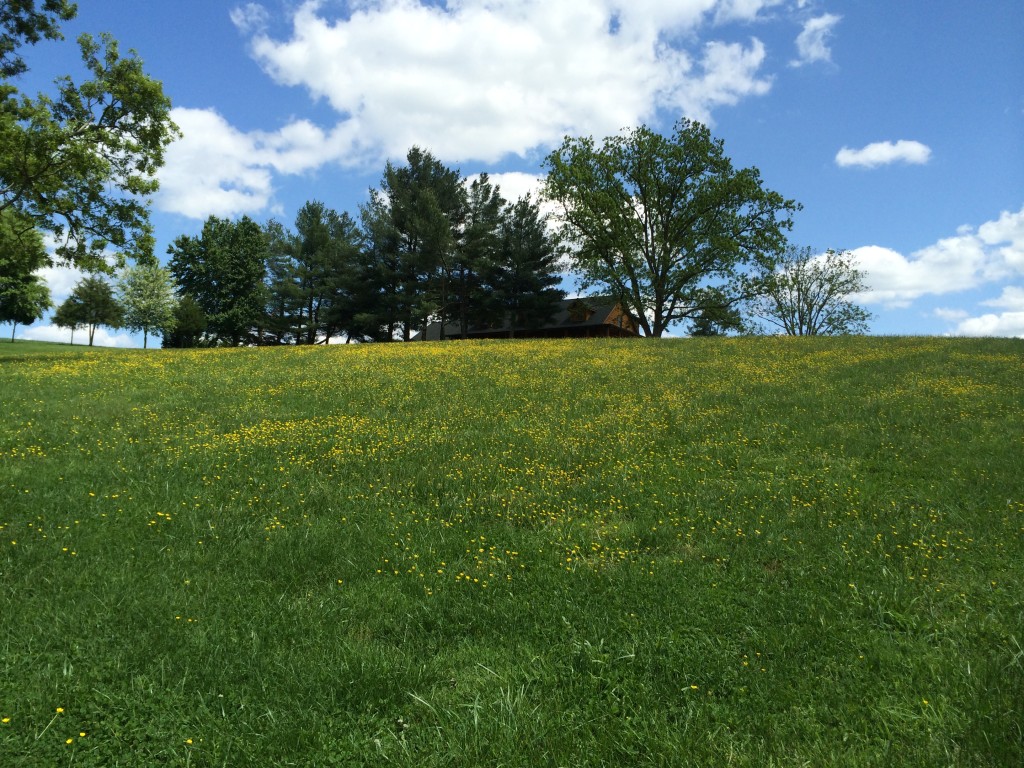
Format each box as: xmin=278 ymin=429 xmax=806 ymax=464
xmin=11 ymin=0 xmax=1024 ymax=344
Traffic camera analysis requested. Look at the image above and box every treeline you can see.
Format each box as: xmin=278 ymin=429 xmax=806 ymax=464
xmin=165 ymin=147 xmax=564 ymax=346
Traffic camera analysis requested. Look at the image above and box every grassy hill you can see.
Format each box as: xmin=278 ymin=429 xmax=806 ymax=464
xmin=1 ymin=337 xmax=1021 ymax=766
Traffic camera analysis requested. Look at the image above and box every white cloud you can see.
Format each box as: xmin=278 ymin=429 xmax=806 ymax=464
xmin=230 ymin=3 xmax=270 ymax=35
xmin=242 ymin=0 xmax=775 ymax=164
xmin=835 ymin=140 xmax=932 ymax=168
xmin=19 ymin=324 xmax=137 ymax=348
xmin=791 ymin=13 xmax=841 ymax=66
xmin=948 ymin=284 xmax=1024 ymax=338
xmin=950 ymin=312 xmax=1024 ymax=338
xmin=982 ymin=285 xmax=1024 ymax=309
xmin=157 ymin=108 xmax=363 ymax=219
xmin=851 ymin=205 xmax=1024 ymax=306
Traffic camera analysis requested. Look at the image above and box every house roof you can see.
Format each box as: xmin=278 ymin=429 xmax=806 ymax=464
xmin=413 ymin=297 xmax=640 ymax=340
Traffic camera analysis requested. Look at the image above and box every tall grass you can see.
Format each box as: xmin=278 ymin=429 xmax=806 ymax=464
xmin=1 ymin=337 xmax=1022 ymax=766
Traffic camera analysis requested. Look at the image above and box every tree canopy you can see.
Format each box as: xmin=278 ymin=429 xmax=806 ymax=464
xmin=0 ymin=1 xmax=179 ymax=271
xmin=542 ymin=118 xmax=800 ymax=337
xmin=117 ymin=262 xmax=177 ymax=348
xmin=747 ymin=246 xmax=872 ymax=336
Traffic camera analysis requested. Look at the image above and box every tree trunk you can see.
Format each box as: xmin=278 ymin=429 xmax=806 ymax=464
xmin=143 ymin=328 xmax=149 ymax=349
xmin=11 ymin=323 xmax=16 ymax=342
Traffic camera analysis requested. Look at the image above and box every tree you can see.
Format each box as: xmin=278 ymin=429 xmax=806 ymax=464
xmin=52 ymin=295 xmax=85 ymax=343
xmin=0 ymin=208 xmax=51 ymax=339
xmin=360 ymin=147 xmax=466 ymax=340
xmin=747 ymin=246 xmax=872 ymax=336
xmin=1 ymin=275 xmax=50 ymax=340
xmin=168 ymin=216 xmax=267 ymax=345
xmin=542 ymin=118 xmax=800 ymax=337
xmin=64 ymin=275 xmax=122 ymax=346
xmin=117 ymin=262 xmax=177 ymax=348
xmin=1 ymin=3 xmax=179 ymax=271
xmin=481 ymin=194 xmax=565 ymax=336
xmin=161 ymin=294 xmax=206 ymax=348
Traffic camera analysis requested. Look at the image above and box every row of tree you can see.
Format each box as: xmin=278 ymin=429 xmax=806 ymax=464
xmin=163 ymin=151 xmax=565 ymax=346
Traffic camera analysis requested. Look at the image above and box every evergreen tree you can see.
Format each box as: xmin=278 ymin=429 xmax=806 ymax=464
xmin=483 ymin=194 xmax=565 ymax=336
xmin=361 ymin=147 xmax=466 ymax=340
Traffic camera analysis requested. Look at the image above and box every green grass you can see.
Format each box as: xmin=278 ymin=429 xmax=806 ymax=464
xmin=1 ymin=336 xmax=1022 ymax=766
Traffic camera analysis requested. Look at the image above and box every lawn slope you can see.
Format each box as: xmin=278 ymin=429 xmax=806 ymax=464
xmin=1 ymin=337 xmax=1022 ymax=766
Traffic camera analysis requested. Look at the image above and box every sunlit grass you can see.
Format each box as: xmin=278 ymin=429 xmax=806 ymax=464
xmin=1 ymin=336 xmax=1022 ymax=766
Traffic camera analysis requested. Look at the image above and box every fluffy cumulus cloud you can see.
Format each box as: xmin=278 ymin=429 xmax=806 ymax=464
xmin=943 ymin=285 xmax=1024 ymax=338
xmin=791 ymin=13 xmax=841 ymax=66
xmin=835 ymin=140 xmax=932 ymax=168
xmin=157 ymin=0 xmax=796 ymax=220
xmin=243 ymin=0 xmax=777 ymax=161
xmin=852 ymin=205 xmax=1024 ymax=310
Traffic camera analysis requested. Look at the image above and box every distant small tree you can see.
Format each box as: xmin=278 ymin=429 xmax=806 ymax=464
xmin=53 ymin=296 xmax=86 ymax=343
xmin=688 ymin=288 xmax=745 ymax=336
xmin=66 ymin=275 xmax=123 ymax=346
xmin=117 ymin=263 xmax=177 ymax=348
xmin=748 ymin=246 xmax=871 ymax=336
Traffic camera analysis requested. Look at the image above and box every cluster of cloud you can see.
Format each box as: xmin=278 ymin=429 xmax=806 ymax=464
xmin=852 ymin=205 xmax=1024 ymax=337
xmin=835 ymin=140 xmax=932 ymax=169
xmin=156 ymin=0 xmax=838 ymax=219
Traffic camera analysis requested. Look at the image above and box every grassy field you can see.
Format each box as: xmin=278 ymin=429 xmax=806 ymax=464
xmin=1 ymin=336 xmax=1022 ymax=766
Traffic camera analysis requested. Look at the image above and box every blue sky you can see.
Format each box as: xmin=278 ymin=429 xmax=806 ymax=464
xmin=16 ymin=0 xmax=1024 ymax=345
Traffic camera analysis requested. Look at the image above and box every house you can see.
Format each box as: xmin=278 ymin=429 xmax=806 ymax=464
xmin=412 ymin=297 xmax=642 ymax=340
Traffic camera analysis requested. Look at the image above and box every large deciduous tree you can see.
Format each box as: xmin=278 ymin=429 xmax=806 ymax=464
xmin=542 ymin=119 xmax=800 ymax=337
xmin=117 ymin=262 xmax=177 ymax=348
xmin=168 ymin=216 xmax=267 ymax=346
xmin=0 ymin=2 xmax=179 ymax=271
xmin=747 ymin=246 xmax=872 ymax=336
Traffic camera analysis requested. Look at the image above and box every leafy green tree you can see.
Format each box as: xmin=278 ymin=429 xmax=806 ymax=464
xmin=747 ymin=246 xmax=872 ymax=336
xmin=117 ymin=262 xmax=177 ymax=348
xmin=0 ymin=208 xmax=51 ymax=340
xmin=52 ymin=295 xmax=85 ymax=343
xmin=1 ymin=275 xmax=50 ymax=340
xmin=481 ymin=194 xmax=565 ymax=336
xmin=64 ymin=275 xmax=122 ymax=346
xmin=542 ymin=118 xmax=800 ymax=337
xmin=168 ymin=216 xmax=267 ymax=345
xmin=161 ymin=294 xmax=207 ymax=348
xmin=0 ymin=2 xmax=179 ymax=271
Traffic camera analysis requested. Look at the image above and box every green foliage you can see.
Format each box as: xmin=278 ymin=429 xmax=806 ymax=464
xmin=62 ymin=274 xmax=121 ymax=346
xmin=748 ymin=246 xmax=873 ymax=335
xmin=1 ymin=337 xmax=1022 ymax=765
xmin=0 ymin=210 xmax=51 ymax=338
xmin=117 ymin=262 xmax=177 ymax=349
xmin=0 ymin=1 xmax=76 ymax=79
xmin=542 ymin=118 xmax=800 ymax=337
xmin=0 ymin=3 xmax=178 ymax=270
xmin=161 ymin=294 xmax=206 ymax=348
xmin=168 ymin=216 xmax=267 ymax=345
xmin=483 ymin=193 xmax=565 ymax=336
xmin=263 ymin=202 xmax=367 ymax=344
xmin=361 ymin=146 xmax=467 ymax=340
